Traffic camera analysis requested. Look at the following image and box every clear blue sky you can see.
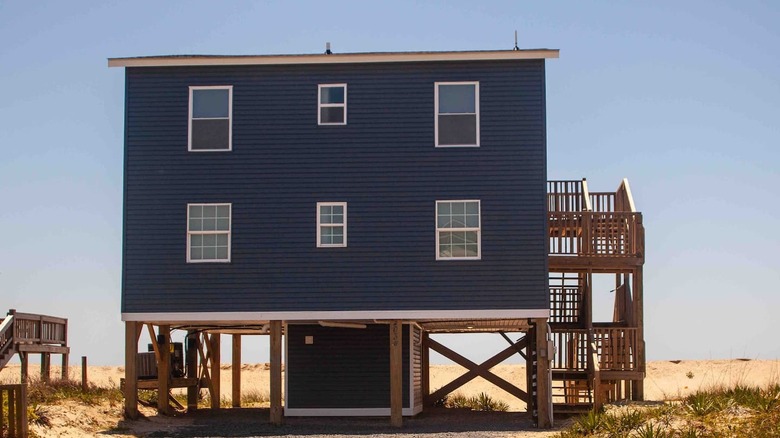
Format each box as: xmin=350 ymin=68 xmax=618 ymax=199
xmin=1 ymin=1 xmax=778 ymax=365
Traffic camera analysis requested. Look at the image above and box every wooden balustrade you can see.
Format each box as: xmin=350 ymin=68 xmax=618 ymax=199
xmin=549 ymin=211 xmax=643 ymax=257
xmin=0 ymin=384 xmax=28 ymax=438
xmin=551 ymin=330 xmax=589 ymax=371
xmin=549 ymin=285 xmax=583 ymax=324
xmin=588 ymin=192 xmax=615 ymax=212
xmin=11 ymin=312 xmax=67 ymax=346
xmin=592 ymin=327 xmax=638 ymax=371
xmin=548 ymin=180 xmax=588 ymax=212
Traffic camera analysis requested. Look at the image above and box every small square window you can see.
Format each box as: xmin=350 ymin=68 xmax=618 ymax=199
xmin=189 ymin=86 xmax=232 ymax=151
xmin=435 ymin=82 xmax=479 ymax=147
xmin=317 ymin=202 xmax=347 ymax=247
xmin=187 ymin=203 xmax=231 ymax=262
xmin=318 ymin=84 xmax=347 ymax=125
xmin=436 ymin=200 xmax=480 ymax=260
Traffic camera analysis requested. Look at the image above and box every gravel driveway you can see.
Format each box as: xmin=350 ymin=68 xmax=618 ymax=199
xmin=139 ymin=408 xmax=566 ymax=438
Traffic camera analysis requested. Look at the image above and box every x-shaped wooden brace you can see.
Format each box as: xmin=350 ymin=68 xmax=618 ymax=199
xmin=425 ymin=336 xmax=528 ymax=405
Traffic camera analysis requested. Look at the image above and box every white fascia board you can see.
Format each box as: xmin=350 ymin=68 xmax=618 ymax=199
xmin=121 ymin=309 xmax=550 ymax=323
xmin=108 ymin=50 xmax=559 ymax=68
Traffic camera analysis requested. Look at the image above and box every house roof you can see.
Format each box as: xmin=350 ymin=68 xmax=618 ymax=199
xmin=107 ymin=49 xmax=559 ymax=68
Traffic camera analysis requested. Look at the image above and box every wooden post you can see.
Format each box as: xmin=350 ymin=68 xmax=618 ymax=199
xmin=61 ymin=351 xmax=69 ymax=381
xmin=269 ymin=321 xmax=283 ymax=425
xmin=186 ymin=330 xmax=199 ymax=411
xmin=19 ymin=383 xmax=28 ymax=438
xmin=632 ymin=267 xmax=645 ymax=401
xmin=0 ymin=389 xmax=4 ymax=432
xmin=158 ymin=325 xmax=171 ymax=415
xmin=41 ymin=352 xmax=51 ymax=383
xmin=209 ymin=333 xmax=221 ymax=409
xmin=232 ymin=334 xmax=241 ymax=408
xmin=20 ymin=352 xmax=28 ymax=383
xmin=421 ymin=332 xmax=430 ymax=406
xmin=389 ymin=320 xmax=403 ymax=427
xmin=8 ymin=387 xmax=15 ymax=438
xmin=534 ymin=318 xmax=552 ymax=429
xmin=124 ymin=321 xmax=139 ymax=419
xmin=81 ymin=356 xmax=88 ymax=392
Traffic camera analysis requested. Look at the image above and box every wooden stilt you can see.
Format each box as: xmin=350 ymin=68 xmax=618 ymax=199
xmin=389 ymin=320 xmax=403 ymax=427
xmin=269 ymin=321 xmax=283 ymax=425
xmin=158 ymin=325 xmax=171 ymax=415
xmin=20 ymin=352 xmax=28 ymax=383
xmin=186 ymin=330 xmax=199 ymax=411
xmin=41 ymin=353 xmax=51 ymax=383
xmin=232 ymin=334 xmax=241 ymax=408
xmin=421 ymin=332 xmax=430 ymax=406
xmin=124 ymin=321 xmax=139 ymax=419
xmin=534 ymin=318 xmax=552 ymax=429
xmin=61 ymin=352 xmax=69 ymax=381
xmin=632 ymin=266 xmax=645 ymax=401
xmin=82 ymin=356 xmax=88 ymax=392
xmin=209 ymin=333 xmax=221 ymax=409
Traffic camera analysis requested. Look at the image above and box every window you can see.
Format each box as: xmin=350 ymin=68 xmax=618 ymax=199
xmin=187 ymin=203 xmax=231 ymax=262
xmin=317 ymin=202 xmax=347 ymax=247
xmin=435 ymin=82 xmax=479 ymax=147
xmin=436 ymin=200 xmax=480 ymax=260
xmin=189 ymin=86 xmax=232 ymax=151
xmin=318 ymin=84 xmax=347 ymax=125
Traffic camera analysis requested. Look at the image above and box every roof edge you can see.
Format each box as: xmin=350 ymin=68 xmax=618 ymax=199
xmin=108 ymin=49 xmax=559 ymax=68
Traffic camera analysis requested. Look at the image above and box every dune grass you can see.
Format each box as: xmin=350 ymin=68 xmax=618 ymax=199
xmin=556 ymin=384 xmax=780 ymax=437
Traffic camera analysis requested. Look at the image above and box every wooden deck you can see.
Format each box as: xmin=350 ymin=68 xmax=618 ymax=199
xmin=0 ymin=310 xmax=70 ymax=382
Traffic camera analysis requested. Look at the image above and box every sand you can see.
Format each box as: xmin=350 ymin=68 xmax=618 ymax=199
xmin=1 ymin=359 xmax=779 ymax=436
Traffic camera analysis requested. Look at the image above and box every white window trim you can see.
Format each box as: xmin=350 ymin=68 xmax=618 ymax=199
xmin=188 ymin=85 xmax=233 ymax=152
xmin=434 ymin=81 xmax=480 ymax=148
xmin=186 ymin=203 xmax=232 ymax=263
xmin=318 ymin=83 xmax=347 ymax=126
xmin=316 ymin=202 xmax=347 ymax=248
xmin=435 ymin=200 xmax=481 ymax=261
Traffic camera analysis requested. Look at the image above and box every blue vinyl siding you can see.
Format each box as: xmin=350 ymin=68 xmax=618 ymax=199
xmin=122 ymin=60 xmax=548 ymax=313
xmin=286 ymin=324 xmax=410 ymax=409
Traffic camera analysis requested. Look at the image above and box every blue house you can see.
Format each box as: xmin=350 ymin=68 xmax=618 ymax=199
xmin=110 ymin=48 xmax=645 ymax=428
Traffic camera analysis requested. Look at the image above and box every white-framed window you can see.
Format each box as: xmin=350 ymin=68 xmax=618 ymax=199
xmin=317 ymin=202 xmax=347 ymax=247
xmin=435 ymin=82 xmax=480 ymax=147
xmin=318 ymin=84 xmax=347 ymax=125
xmin=189 ymin=86 xmax=233 ymax=151
xmin=436 ymin=200 xmax=481 ymax=260
xmin=187 ymin=203 xmax=231 ymax=262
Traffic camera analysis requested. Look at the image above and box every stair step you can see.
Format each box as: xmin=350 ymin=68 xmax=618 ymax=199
xmin=554 ymin=403 xmax=594 ymax=414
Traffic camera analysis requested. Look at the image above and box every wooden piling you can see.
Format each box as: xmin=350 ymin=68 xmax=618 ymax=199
xmin=269 ymin=321 xmax=283 ymax=425
xmin=389 ymin=320 xmax=403 ymax=427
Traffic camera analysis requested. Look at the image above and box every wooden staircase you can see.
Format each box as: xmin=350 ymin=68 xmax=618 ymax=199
xmin=546 ymin=179 xmax=646 ymax=413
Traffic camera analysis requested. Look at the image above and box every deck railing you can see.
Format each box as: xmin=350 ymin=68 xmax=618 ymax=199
xmin=549 ymin=285 xmax=583 ymax=324
xmin=588 ymin=192 xmax=615 ymax=212
xmin=551 ymin=329 xmax=589 ymax=371
xmin=592 ymin=326 xmax=639 ymax=371
xmin=552 ymin=327 xmax=639 ymax=373
xmin=549 ymin=211 xmax=643 ymax=257
xmin=9 ymin=311 xmax=67 ymax=346
xmin=548 ymin=180 xmax=589 ymax=213
xmin=0 ymin=384 xmax=28 ymax=438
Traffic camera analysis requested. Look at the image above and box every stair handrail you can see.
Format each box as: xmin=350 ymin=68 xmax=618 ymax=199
xmin=588 ymin=339 xmax=603 ymax=410
xmin=581 ymin=178 xmax=593 ymax=212
xmin=616 ymin=178 xmax=636 ymax=213
xmin=0 ymin=313 xmax=14 ymax=353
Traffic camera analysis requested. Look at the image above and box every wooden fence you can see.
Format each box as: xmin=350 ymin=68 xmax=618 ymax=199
xmin=0 ymin=384 xmax=27 ymax=438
